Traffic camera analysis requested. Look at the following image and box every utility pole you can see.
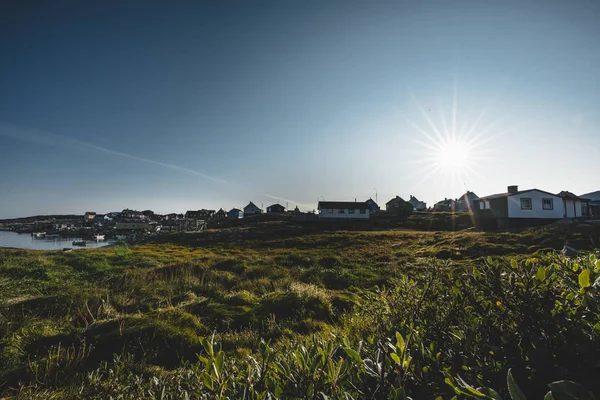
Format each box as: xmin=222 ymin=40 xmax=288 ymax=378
xmin=373 ymin=188 xmax=378 ymax=204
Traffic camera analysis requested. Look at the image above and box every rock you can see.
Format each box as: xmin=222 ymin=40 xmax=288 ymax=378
xmin=562 ymin=245 xmax=580 ymax=257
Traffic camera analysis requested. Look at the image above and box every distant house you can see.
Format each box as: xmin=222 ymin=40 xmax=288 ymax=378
xmin=185 ymin=209 xmax=215 ymax=220
xmin=84 ymin=212 xmax=96 ymax=222
xmin=93 ymin=214 xmax=111 ymax=223
xmin=386 ymin=196 xmax=406 ymax=212
xmin=228 ymin=208 xmax=243 ymax=219
xmin=294 ymin=211 xmax=318 ymax=221
xmin=365 ymin=198 xmax=380 ymax=214
xmin=317 ymin=201 xmax=370 ymax=219
xmin=244 ymin=202 xmax=262 ymax=215
xmin=407 ymin=195 xmax=427 ymax=211
xmin=164 ymin=213 xmax=179 ymax=221
xmin=215 ymin=208 xmax=227 ymax=219
xmin=474 ymin=185 xmax=564 ymax=229
xmin=120 ymin=209 xmax=145 ymax=220
xmin=557 ymin=191 xmax=591 ymax=219
xmin=266 ymin=204 xmax=285 ymax=214
xmin=581 ymin=191 xmax=600 ymax=218
xmin=433 ymin=199 xmax=454 ymax=212
xmin=142 ymin=210 xmax=156 ymax=220
xmin=455 ymin=191 xmax=479 ymax=212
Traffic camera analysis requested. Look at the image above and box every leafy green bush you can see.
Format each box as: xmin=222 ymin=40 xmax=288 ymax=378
xmin=2 ymin=242 xmax=599 ymax=398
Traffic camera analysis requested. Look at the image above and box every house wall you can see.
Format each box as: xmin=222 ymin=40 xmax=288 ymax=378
xmin=563 ymin=199 xmax=581 ymax=218
xmin=507 ymin=192 xmax=562 ymax=219
xmin=319 ymin=208 xmax=369 ymax=219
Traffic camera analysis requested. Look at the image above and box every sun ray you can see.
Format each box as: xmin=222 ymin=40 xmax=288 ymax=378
xmin=452 ymin=77 xmax=458 ymax=142
xmin=411 ymin=93 xmax=447 ymax=143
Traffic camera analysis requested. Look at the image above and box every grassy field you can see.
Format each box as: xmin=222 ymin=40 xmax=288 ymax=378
xmin=1 ymin=223 xmax=599 ymax=399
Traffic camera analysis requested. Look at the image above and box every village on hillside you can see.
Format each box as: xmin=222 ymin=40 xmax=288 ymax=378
xmin=1 ymin=185 xmax=599 ymax=243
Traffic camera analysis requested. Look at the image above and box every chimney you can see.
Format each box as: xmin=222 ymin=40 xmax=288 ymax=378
xmin=507 ymin=185 xmax=518 ymax=194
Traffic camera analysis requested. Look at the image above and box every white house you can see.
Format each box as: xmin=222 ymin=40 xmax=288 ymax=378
xmin=317 ymin=201 xmax=370 ymax=219
xmin=557 ymin=191 xmax=591 ymax=218
xmin=475 ymin=186 xmax=565 ymax=229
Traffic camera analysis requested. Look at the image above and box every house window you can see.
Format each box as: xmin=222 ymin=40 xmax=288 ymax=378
xmin=520 ymin=198 xmax=532 ymax=210
xmin=542 ymin=198 xmax=554 ymax=210
xmin=327 ymin=209 xmax=333 ymax=213
xmin=338 ymin=209 xmax=345 ymax=214
xmin=359 ymin=209 xmax=366 ymax=214
xmin=348 ymin=209 xmax=355 ymax=214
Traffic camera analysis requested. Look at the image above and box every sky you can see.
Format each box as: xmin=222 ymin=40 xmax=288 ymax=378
xmin=1 ymin=0 xmax=599 ymax=218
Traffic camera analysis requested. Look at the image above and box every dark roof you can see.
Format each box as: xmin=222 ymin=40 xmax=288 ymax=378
xmin=318 ymin=201 xmax=369 ymax=210
xmin=267 ymin=203 xmax=284 ymax=208
xmin=581 ymin=191 xmax=600 ymax=201
xmin=457 ymin=191 xmax=479 ymax=200
xmin=386 ymin=196 xmax=405 ymax=205
xmin=245 ymin=202 xmax=260 ymax=209
xmin=229 ymin=208 xmax=242 ymax=212
xmin=479 ymin=188 xmax=559 ymax=201
xmin=557 ymin=191 xmax=583 ymax=200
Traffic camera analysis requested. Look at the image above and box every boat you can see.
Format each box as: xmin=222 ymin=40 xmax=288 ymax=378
xmin=32 ymin=232 xmax=46 ymax=238
xmin=72 ymin=241 xmax=86 ymax=247
xmin=94 ymin=234 xmax=105 ymax=241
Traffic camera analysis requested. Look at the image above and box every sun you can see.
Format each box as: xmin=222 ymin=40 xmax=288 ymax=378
xmin=437 ymin=139 xmax=471 ymax=169
xmin=404 ymin=86 xmax=499 ymax=188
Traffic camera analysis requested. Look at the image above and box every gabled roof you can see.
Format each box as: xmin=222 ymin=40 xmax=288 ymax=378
xmin=318 ymin=201 xmax=369 ymax=210
xmin=229 ymin=208 xmax=242 ymax=212
xmin=479 ymin=188 xmax=560 ymax=201
xmin=267 ymin=203 xmax=284 ymax=208
xmin=434 ymin=199 xmax=453 ymax=206
xmin=244 ymin=202 xmax=260 ymax=209
xmin=581 ymin=191 xmax=600 ymax=201
xmin=557 ymin=191 xmax=587 ymax=200
xmin=457 ymin=191 xmax=479 ymax=200
xmin=386 ymin=196 xmax=405 ymax=205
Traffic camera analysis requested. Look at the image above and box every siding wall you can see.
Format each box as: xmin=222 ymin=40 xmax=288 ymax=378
xmin=319 ymin=208 xmax=370 ymax=219
xmin=563 ymin=199 xmax=581 ymax=218
xmin=507 ymin=192 xmax=563 ymax=219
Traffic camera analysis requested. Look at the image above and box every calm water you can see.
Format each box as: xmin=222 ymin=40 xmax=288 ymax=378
xmin=0 ymin=230 xmax=113 ymax=250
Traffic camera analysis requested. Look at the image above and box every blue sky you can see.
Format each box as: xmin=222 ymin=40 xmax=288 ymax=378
xmin=1 ymin=0 xmax=599 ymax=218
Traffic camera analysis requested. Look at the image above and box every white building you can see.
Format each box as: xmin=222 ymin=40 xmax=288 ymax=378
xmin=317 ymin=201 xmax=370 ymax=219
xmin=558 ymin=191 xmax=591 ymax=218
xmin=476 ymin=185 xmax=575 ymax=229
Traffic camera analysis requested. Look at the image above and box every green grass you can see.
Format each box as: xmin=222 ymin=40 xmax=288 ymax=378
xmin=1 ymin=223 xmax=600 ymax=398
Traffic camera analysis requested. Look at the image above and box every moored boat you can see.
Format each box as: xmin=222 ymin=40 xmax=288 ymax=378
xmin=72 ymin=240 xmax=86 ymax=246
xmin=94 ymin=234 xmax=105 ymax=241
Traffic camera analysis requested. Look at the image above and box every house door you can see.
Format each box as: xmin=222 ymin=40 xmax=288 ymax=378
xmin=563 ymin=200 xmax=567 ymax=218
